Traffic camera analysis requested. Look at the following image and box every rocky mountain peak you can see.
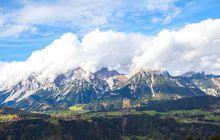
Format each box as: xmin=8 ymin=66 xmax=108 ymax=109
xmin=71 ymin=68 xmax=92 ymax=80
xmin=95 ymin=67 xmax=120 ymax=79
xmin=181 ymin=71 xmax=206 ymax=78
xmin=181 ymin=71 xmax=220 ymax=79
xmin=0 ymin=67 xmax=219 ymax=111
xmin=132 ymin=68 xmax=170 ymax=77
xmin=13 ymin=74 xmax=41 ymax=91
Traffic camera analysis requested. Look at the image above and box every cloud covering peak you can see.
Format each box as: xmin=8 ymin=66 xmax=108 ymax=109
xmin=0 ymin=18 xmax=220 ymax=89
xmin=133 ymin=19 xmax=220 ymax=74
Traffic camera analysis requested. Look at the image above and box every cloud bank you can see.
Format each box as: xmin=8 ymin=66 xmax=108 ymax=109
xmin=0 ymin=18 xmax=220 ymax=89
xmin=0 ymin=30 xmax=150 ymax=89
xmin=132 ymin=19 xmax=220 ymax=74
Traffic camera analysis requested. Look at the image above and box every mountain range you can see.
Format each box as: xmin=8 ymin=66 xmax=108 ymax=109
xmin=0 ymin=67 xmax=220 ymax=111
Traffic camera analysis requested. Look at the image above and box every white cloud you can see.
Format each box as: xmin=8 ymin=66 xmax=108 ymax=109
xmin=0 ymin=0 xmax=181 ymax=37
xmin=0 ymin=29 xmax=151 ymax=89
xmin=0 ymin=0 xmax=121 ymax=38
xmin=132 ymin=18 xmax=220 ymax=75
xmin=0 ymin=24 xmax=35 ymax=38
xmin=145 ymin=0 xmax=177 ymax=12
xmin=146 ymin=0 xmax=181 ymax=24
xmin=0 ymin=61 xmax=6 ymax=68
xmin=162 ymin=7 xmax=181 ymax=24
xmin=12 ymin=0 xmax=119 ymax=26
xmin=0 ymin=18 xmax=220 ymax=90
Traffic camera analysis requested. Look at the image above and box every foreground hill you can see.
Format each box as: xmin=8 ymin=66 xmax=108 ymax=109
xmin=0 ymin=96 xmax=219 ymax=140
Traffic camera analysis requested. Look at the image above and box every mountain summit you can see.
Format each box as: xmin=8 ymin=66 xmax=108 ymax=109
xmin=95 ymin=67 xmax=120 ymax=79
xmin=0 ymin=68 xmax=219 ymax=111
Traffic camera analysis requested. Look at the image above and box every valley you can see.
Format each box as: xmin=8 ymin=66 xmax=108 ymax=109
xmin=0 ymin=96 xmax=219 ymax=140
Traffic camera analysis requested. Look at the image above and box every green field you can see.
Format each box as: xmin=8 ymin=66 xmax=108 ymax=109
xmin=44 ymin=107 xmax=220 ymax=126
xmin=0 ymin=114 xmax=18 ymax=122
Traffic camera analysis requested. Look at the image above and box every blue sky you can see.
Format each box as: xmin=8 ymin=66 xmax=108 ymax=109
xmin=0 ymin=0 xmax=220 ymax=62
